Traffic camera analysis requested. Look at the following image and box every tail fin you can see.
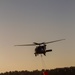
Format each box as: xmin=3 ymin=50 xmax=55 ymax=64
xmin=46 ymin=49 xmax=52 ymax=52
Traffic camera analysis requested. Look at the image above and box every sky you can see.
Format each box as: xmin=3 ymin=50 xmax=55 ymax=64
xmin=0 ymin=0 xmax=75 ymax=73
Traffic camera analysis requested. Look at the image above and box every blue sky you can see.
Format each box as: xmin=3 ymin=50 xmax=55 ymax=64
xmin=0 ymin=0 xmax=75 ymax=72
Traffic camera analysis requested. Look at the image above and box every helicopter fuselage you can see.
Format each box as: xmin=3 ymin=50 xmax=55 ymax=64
xmin=34 ymin=45 xmax=52 ymax=56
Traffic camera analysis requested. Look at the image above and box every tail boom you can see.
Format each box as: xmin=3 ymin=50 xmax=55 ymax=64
xmin=46 ymin=49 xmax=52 ymax=52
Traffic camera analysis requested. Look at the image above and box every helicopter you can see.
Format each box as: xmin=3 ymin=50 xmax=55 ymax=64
xmin=15 ymin=39 xmax=65 ymax=56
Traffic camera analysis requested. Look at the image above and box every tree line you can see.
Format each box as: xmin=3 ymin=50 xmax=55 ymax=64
xmin=0 ymin=66 xmax=75 ymax=75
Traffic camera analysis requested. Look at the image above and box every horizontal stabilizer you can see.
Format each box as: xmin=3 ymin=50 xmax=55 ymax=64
xmin=46 ymin=49 xmax=52 ymax=52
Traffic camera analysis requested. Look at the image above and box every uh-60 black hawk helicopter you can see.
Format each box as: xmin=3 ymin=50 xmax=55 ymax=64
xmin=15 ymin=39 xmax=65 ymax=56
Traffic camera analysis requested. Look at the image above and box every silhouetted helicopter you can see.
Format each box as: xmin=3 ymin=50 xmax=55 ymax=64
xmin=15 ymin=39 xmax=65 ymax=56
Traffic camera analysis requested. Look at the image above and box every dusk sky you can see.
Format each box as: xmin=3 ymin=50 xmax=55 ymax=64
xmin=0 ymin=0 xmax=75 ymax=72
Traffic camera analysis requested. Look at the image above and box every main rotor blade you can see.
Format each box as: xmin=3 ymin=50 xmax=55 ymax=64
xmin=14 ymin=39 xmax=65 ymax=46
xmin=44 ymin=39 xmax=65 ymax=44
xmin=14 ymin=44 xmax=36 ymax=46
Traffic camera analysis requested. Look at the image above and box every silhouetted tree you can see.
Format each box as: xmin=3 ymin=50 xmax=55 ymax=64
xmin=0 ymin=66 xmax=75 ymax=75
